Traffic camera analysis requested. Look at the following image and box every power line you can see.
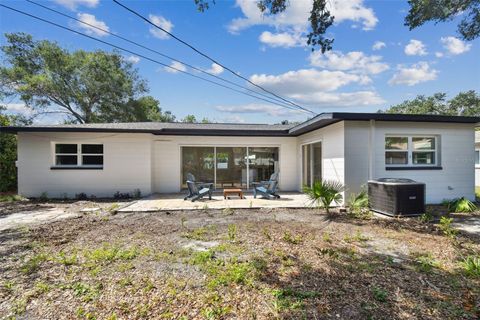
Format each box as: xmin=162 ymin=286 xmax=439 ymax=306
xmin=112 ymin=0 xmax=316 ymax=115
xmin=0 ymin=3 xmax=305 ymax=112
xmin=25 ymin=0 xmax=301 ymax=111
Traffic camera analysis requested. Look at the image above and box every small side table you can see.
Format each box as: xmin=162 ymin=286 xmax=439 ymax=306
xmin=223 ymin=188 xmax=244 ymax=199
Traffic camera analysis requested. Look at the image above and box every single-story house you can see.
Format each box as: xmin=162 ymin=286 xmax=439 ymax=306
xmin=475 ymin=131 xmax=480 ymax=186
xmin=1 ymin=112 xmax=478 ymax=204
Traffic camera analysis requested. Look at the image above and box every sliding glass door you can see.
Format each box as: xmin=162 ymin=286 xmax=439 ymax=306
xmin=215 ymin=147 xmax=247 ymax=189
xmin=302 ymin=142 xmax=322 ymax=187
xmin=181 ymin=146 xmax=279 ymax=190
xmin=181 ymin=147 xmax=214 ymax=189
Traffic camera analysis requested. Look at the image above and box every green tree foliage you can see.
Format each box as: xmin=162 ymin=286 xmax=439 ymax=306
xmin=181 ymin=115 xmax=211 ymax=123
xmin=0 ymin=33 xmax=173 ymax=124
xmin=0 ymin=107 xmax=31 ymax=192
xmin=405 ymin=0 xmax=480 ymax=41
xmin=383 ymin=91 xmax=480 ymax=116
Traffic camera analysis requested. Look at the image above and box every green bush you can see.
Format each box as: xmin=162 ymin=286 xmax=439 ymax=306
xmin=347 ymin=189 xmax=371 ymax=218
xmin=459 ymin=256 xmax=480 ymax=277
xmin=443 ymin=197 xmax=477 ymax=213
xmin=303 ymin=180 xmax=344 ymax=213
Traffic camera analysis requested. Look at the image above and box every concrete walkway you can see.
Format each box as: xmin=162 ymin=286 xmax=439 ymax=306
xmin=0 ymin=208 xmax=80 ymax=232
xmin=118 ymin=192 xmax=311 ymax=212
xmin=452 ymin=215 xmax=480 ymax=235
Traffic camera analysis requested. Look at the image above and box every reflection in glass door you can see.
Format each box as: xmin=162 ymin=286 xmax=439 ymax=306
xmin=215 ymin=147 xmax=247 ymax=189
xmin=302 ymin=142 xmax=322 ymax=187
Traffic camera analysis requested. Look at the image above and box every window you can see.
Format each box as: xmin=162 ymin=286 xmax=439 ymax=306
xmin=385 ymin=136 xmax=438 ymax=167
xmin=476 ymin=150 xmax=480 ymax=166
xmin=54 ymin=143 xmax=103 ymax=167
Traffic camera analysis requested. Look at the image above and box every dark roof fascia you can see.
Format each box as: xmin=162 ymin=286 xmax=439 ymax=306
xmin=0 ymin=126 xmax=291 ymax=137
xmin=288 ymin=112 xmax=480 ymax=136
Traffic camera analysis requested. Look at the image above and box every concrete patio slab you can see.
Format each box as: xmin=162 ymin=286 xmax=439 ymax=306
xmin=118 ymin=192 xmax=311 ymax=212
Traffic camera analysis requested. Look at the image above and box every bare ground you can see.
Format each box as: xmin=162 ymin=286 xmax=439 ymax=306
xmin=0 ymin=204 xmax=479 ymax=319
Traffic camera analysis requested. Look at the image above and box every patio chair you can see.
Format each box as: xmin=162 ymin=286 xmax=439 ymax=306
xmin=252 ymin=172 xmax=280 ymax=199
xmin=184 ymin=173 xmax=214 ymax=200
xmin=185 ymin=180 xmax=213 ymax=202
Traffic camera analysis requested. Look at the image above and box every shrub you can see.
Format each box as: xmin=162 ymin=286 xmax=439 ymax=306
xmin=114 ymin=191 xmax=131 ymax=199
xmin=439 ymin=216 xmax=458 ymax=238
xmin=76 ymin=192 xmax=88 ymax=200
xmin=443 ymin=197 xmax=477 ymax=213
xmin=303 ymin=180 xmax=344 ymax=213
xmin=39 ymin=192 xmax=48 ymax=201
xmin=132 ymin=189 xmax=142 ymax=198
xmin=459 ymin=256 xmax=480 ymax=277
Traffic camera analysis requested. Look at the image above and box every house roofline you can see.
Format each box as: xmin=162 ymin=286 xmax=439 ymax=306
xmin=1 ymin=112 xmax=479 ymax=137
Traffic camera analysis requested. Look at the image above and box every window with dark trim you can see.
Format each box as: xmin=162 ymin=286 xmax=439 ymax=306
xmin=385 ymin=136 xmax=438 ymax=167
xmin=54 ymin=143 xmax=103 ymax=167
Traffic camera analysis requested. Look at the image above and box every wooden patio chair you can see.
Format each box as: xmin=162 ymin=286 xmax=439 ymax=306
xmin=185 ymin=180 xmax=213 ymax=202
xmin=184 ymin=173 xmax=214 ymax=200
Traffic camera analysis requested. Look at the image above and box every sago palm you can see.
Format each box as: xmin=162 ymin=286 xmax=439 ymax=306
xmin=303 ymin=180 xmax=344 ymax=213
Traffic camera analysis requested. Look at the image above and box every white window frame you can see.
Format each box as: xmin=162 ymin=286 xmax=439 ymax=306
xmin=53 ymin=143 xmax=104 ymax=168
xmin=475 ymin=149 xmax=480 ymax=168
xmin=385 ymin=135 xmax=439 ymax=167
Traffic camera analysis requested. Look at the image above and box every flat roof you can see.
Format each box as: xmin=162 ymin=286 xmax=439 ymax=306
xmin=1 ymin=112 xmax=479 ymax=137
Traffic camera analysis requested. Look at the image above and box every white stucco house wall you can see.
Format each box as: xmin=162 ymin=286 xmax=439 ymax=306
xmin=1 ymin=112 xmax=478 ymax=204
xmin=475 ymin=131 xmax=480 ymax=187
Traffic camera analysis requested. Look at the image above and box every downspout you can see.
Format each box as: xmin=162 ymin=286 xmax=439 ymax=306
xmin=368 ymin=120 xmax=375 ymax=180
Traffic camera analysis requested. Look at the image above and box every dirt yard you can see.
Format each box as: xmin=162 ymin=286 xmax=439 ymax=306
xmin=0 ymin=202 xmax=479 ymax=319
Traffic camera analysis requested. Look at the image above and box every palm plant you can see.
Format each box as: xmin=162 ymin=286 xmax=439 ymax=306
xmin=443 ymin=197 xmax=477 ymax=213
xmin=303 ymin=180 xmax=344 ymax=213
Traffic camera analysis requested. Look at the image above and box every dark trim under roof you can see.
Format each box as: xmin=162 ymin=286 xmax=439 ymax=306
xmin=1 ymin=112 xmax=479 ymax=137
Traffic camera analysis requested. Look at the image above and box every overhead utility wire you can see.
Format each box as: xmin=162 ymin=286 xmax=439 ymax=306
xmin=26 ymin=0 xmax=301 ymax=112
xmin=0 ymin=3 xmax=304 ymax=112
xmin=112 ymin=0 xmax=316 ymax=115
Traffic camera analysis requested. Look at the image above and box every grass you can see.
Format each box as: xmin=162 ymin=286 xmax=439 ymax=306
xmin=0 ymin=194 xmax=25 ymax=202
xmin=459 ymin=256 xmax=480 ymax=277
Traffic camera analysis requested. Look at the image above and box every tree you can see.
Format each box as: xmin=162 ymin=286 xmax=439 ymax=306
xmin=0 ymin=33 xmax=172 ymax=124
xmin=0 ymin=106 xmax=31 ymax=192
xmin=383 ymin=90 xmax=480 ymax=116
xmin=405 ymin=0 xmax=480 ymax=41
xmin=182 ymin=114 xmax=197 ymax=123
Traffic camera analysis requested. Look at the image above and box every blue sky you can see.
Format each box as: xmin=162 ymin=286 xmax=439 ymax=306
xmin=1 ymin=0 xmax=479 ymax=124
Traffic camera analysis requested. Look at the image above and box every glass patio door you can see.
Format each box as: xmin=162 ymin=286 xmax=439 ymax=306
xmin=215 ymin=147 xmax=247 ymax=189
xmin=302 ymin=142 xmax=322 ymax=187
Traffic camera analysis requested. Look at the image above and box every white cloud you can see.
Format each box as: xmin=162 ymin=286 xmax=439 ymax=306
xmin=125 ymin=55 xmax=140 ymax=64
xmin=309 ymin=50 xmax=389 ymax=75
xmin=215 ymin=103 xmax=301 ymax=117
xmin=388 ymin=62 xmax=438 ymax=86
xmin=440 ymin=36 xmax=471 ymax=55
xmin=250 ymin=69 xmax=368 ymax=94
xmin=228 ymin=0 xmax=377 ymax=34
xmin=205 ymin=63 xmax=224 ymax=75
xmin=404 ymin=39 xmax=428 ymax=56
xmin=75 ymin=13 xmax=109 ymax=37
xmin=53 ymin=0 xmax=99 ymax=10
xmin=248 ymin=68 xmax=383 ymax=106
xmin=222 ymin=115 xmax=247 ymax=123
xmin=372 ymin=41 xmax=386 ymax=50
xmin=149 ymin=14 xmax=173 ymax=40
xmin=259 ymin=31 xmax=304 ymax=48
xmin=3 ymin=103 xmax=32 ymax=115
xmin=435 ymin=52 xmax=444 ymax=58
xmin=164 ymin=61 xmax=187 ymax=73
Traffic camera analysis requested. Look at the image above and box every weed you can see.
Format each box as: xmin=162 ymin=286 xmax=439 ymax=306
xmin=183 ymin=226 xmax=209 ymax=241
xmin=21 ymin=252 xmax=48 ymax=274
xmin=262 ymin=227 xmax=272 ymax=240
xmin=3 ymin=280 xmax=15 ymax=293
xmin=415 ymin=253 xmax=440 ymax=273
xmin=223 ymin=207 xmax=234 ymax=215
xmin=372 ymin=286 xmax=388 ymax=302
xmin=34 ymin=281 xmax=51 ymax=294
xmin=142 ymin=277 xmax=155 ymax=292
xmin=439 ymin=216 xmax=458 ymax=238
xmin=12 ymin=298 xmax=28 ymax=315
xmin=282 ymin=231 xmax=303 ymax=244
xmin=202 ymin=305 xmax=232 ymax=319
xmin=227 ymin=224 xmax=237 ymax=241
xmin=107 ymin=203 xmax=120 ymax=214
xmin=117 ymin=276 xmax=133 ymax=287
xmin=420 ymin=211 xmax=434 ymax=223
xmin=0 ymin=194 xmax=25 ymax=202
xmin=344 ymin=231 xmax=369 ymax=243
xmin=249 ymin=200 xmax=253 ymax=208
xmin=459 ymin=256 xmax=480 ymax=277
xmin=39 ymin=192 xmax=48 ymax=201
xmin=57 ymin=250 xmax=78 ymax=266
xmin=180 ymin=217 xmax=187 ymax=229
xmin=271 ymin=288 xmax=320 ymax=311
xmin=84 ymin=243 xmax=138 ymax=265
xmin=251 ymin=256 xmax=268 ymax=273
xmin=202 ymin=203 xmax=209 ymax=210
xmin=322 ymin=232 xmax=332 ymax=243
xmin=347 ymin=189 xmax=371 ymax=219
xmin=117 ymin=262 xmax=135 ymax=272
xmin=317 ymin=247 xmax=339 ymax=259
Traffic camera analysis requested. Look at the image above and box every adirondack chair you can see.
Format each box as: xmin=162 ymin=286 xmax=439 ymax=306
xmin=184 ymin=173 xmax=214 ymax=200
xmin=252 ymin=172 xmax=280 ymax=199
xmin=185 ymin=180 xmax=213 ymax=202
